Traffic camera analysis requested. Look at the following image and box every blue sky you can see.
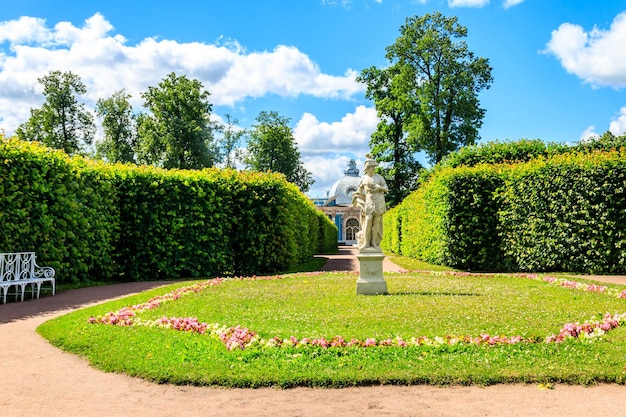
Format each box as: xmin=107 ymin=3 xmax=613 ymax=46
xmin=1 ymin=1 xmax=625 ymax=196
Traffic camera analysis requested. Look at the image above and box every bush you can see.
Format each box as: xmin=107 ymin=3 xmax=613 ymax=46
xmin=0 ymin=138 xmax=118 ymax=283
xmin=499 ymin=150 xmax=626 ymax=273
xmin=384 ymin=165 xmax=505 ymax=271
xmin=111 ymin=165 xmax=235 ymax=280
xmin=0 ymin=136 xmax=337 ymax=283
xmin=385 ymin=148 xmax=626 ymax=273
xmin=438 ymin=139 xmax=569 ymax=169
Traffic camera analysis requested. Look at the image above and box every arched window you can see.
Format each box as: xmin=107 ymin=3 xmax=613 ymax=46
xmin=345 ymin=218 xmax=360 ymax=241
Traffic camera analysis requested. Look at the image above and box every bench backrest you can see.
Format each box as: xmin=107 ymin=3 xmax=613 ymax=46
xmin=0 ymin=252 xmax=37 ymax=283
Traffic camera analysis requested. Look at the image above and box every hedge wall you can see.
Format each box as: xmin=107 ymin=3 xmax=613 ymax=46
xmin=383 ymin=149 xmax=626 ymax=273
xmin=500 ymin=150 xmax=626 ymax=273
xmin=383 ymin=164 xmax=505 ymax=271
xmin=0 ymin=137 xmax=337 ymax=283
xmin=0 ymin=139 xmax=118 ymax=283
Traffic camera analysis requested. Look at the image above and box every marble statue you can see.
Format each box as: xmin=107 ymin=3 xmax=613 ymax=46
xmin=352 ymin=153 xmax=388 ymax=253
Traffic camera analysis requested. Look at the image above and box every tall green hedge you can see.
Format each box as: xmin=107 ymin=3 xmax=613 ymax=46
xmin=111 ymin=165 xmax=235 ymax=280
xmin=437 ymin=138 xmax=569 ymax=169
xmin=384 ymin=149 xmax=626 ymax=273
xmin=500 ymin=150 xmax=626 ymax=273
xmin=383 ymin=164 xmax=505 ymax=271
xmin=0 ymin=137 xmax=337 ymax=283
xmin=0 ymin=139 xmax=118 ymax=283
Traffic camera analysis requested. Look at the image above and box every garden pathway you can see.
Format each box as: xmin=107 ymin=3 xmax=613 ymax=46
xmin=1 ymin=252 xmax=626 ymax=417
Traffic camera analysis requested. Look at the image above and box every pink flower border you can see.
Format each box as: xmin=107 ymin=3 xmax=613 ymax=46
xmin=89 ymin=271 xmax=626 ymax=351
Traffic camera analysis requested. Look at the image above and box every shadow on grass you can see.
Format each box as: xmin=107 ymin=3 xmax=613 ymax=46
xmin=387 ymin=291 xmax=482 ymax=297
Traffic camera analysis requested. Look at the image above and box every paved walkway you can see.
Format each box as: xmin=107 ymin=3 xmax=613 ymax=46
xmin=1 ymin=252 xmax=626 ymax=417
xmin=318 ymin=245 xmax=407 ymax=273
xmin=320 ymin=246 xmax=626 ymax=286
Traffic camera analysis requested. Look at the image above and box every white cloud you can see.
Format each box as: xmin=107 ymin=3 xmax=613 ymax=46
xmin=579 ymin=107 xmax=626 ymax=141
xmin=321 ymin=0 xmax=353 ymax=9
xmin=544 ymin=12 xmax=626 ymax=88
xmin=294 ymin=105 xmax=378 ymax=196
xmin=579 ymin=125 xmax=599 ymax=142
xmin=304 ymin=154 xmax=360 ymax=197
xmin=448 ymin=0 xmax=489 ymax=8
xmin=609 ymin=106 xmax=626 ymax=136
xmin=0 ymin=13 xmax=362 ymax=134
xmin=294 ymin=105 xmax=378 ymax=157
xmin=0 ymin=16 xmax=51 ymax=44
xmin=503 ymin=0 xmax=524 ymax=8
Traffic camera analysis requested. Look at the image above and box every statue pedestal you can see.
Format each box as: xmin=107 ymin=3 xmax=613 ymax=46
xmin=356 ymin=251 xmax=387 ymax=295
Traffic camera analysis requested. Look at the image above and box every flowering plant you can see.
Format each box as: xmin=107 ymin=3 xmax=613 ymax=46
xmin=89 ymin=272 xmax=626 ymax=351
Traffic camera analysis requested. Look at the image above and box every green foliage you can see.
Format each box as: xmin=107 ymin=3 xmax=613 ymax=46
xmin=385 ymin=169 xmax=452 ymax=267
xmin=229 ymin=173 xmax=335 ymax=275
xmin=244 ymin=111 xmax=314 ymax=193
xmin=95 ymin=89 xmax=136 ymax=163
xmin=445 ymin=166 xmax=506 ymax=270
xmin=438 ymin=138 xmax=570 ymax=169
xmin=358 ymin=65 xmax=423 ymax=207
xmin=137 ymin=72 xmax=218 ymax=169
xmin=318 ymin=211 xmax=339 ymax=254
xmin=574 ymin=130 xmax=626 ymax=153
xmin=385 ymin=147 xmax=626 ymax=273
xmin=215 ymin=114 xmax=245 ymax=169
xmin=358 ymin=12 xmax=492 ymax=205
xmin=15 ymin=70 xmax=95 ymax=155
xmin=111 ymin=165 xmax=234 ymax=280
xmin=499 ymin=150 xmax=626 ymax=273
xmin=38 ymin=272 xmax=626 ymax=387
xmin=0 ymin=137 xmax=118 ymax=283
xmin=385 ymin=12 xmax=493 ymax=165
xmin=0 ymin=137 xmax=337 ymax=283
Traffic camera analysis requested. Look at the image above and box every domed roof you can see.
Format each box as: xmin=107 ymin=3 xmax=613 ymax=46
xmin=327 ymin=159 xmax=361 ymax=206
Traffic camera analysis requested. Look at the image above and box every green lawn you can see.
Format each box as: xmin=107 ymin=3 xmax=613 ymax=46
xmin=37 ymin=270 xmax=626 ymax=388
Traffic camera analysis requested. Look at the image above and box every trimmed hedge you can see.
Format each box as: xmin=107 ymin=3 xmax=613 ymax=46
xmin=500 ymin=150 xmax=626 ymax=273
xmin=111 ymin=165 xmax=235 ymax=280
xmin=0 ymin=139 xmax=118 ymax=283
xmin=438 ymin=138 xmax=569 ymax=169
xmin=0 ymin=137 xmax=337 ymax=283
xmin=383 ymin=164 xmax=505 ymax=271
xmin=384 ymin=149 xmax=626 ymax=273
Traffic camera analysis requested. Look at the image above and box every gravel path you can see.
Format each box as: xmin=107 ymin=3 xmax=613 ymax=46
xmin=1 ymin=249 xmax=626 ymax=417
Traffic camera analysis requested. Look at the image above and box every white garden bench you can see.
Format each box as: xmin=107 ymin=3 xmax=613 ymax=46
xmin=0 ymin=252 xmax=56 ymax=303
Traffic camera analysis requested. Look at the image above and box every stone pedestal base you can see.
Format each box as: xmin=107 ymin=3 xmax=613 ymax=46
xmin=356 ymin=252 xmax=387 ymax=295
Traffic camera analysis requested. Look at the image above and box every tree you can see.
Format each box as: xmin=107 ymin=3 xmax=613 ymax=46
xmin=136 ymin=72 xmax=218 ymax=169
xmin=388 ymin=13 xmax=493 ymax=164
xmin=360 ymin=12 xmax=493 ymax=186
xmin=16 ymin=70 xmax=95 ymax=155
xmin=95 ymin=89 xmax=136 ymax=163
xmin=358 ymin=65 xmax=422 ymax=206
xmin=216 ymin=114 xmax=245 ymax=169
xmin=244 ymin=111 xmax=314 ymax=193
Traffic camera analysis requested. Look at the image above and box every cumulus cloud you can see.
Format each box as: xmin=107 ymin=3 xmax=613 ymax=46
xmin=609 ymin=106 xmax=626 ymax=136
xmin=303 ymin=154 xmax=362 ymax=197
xmin=579 ymin=125 xmax=599 ymax=142
xmin=544 ymin=12 xmax=626 ymax=88
xmin=294 ymin=105 xmax=378 ymax=157
xmin=503 ymin=0 xmax=524 ymax=8
xmin=293 ymin=105 xmax=378 ymax=196
xmin=448 ymin=0 xmax=489 ymax=8
xmin=0 ymin=13 xmax=362 ymax=133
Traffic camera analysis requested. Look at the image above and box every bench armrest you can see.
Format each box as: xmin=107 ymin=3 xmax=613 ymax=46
xmin=33 ymin=264 xmax=56 ymax=279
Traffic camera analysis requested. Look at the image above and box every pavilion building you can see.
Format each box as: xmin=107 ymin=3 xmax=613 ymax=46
xmin=311 ymin=159 xmax=362 ymax=245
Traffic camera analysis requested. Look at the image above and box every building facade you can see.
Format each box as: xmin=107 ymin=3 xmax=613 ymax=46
xmin=311 ymin=160 xmax=362 ymax=245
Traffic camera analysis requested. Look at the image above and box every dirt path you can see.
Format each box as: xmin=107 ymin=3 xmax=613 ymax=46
xmin=1 ymin=250 xmax=626 ymax=417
